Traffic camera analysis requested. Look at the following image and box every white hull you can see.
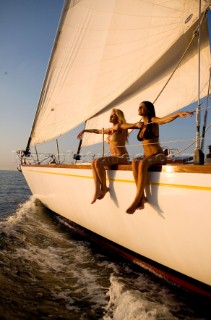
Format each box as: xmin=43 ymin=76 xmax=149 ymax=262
xmin=21 ymin=163 xmax=211 ymax=294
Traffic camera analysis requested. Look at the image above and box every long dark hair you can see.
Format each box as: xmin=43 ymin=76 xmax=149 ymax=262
xmin=142 ymin=101 xmax=156 ymax=121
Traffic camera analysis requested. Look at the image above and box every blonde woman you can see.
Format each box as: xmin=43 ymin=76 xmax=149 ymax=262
xmin=77 ymin=109 xmax=130 ymax=204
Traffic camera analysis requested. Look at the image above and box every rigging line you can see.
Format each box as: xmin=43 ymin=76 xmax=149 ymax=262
xmin=174 ymin=140 xmax=196 ymax=155
xmin=198 ymin=104 xmax=211 ymax=112
xmin=153 ymin=34 xmax=196 ymax=105
xmin=126 ymin=139 xmax=195 ymax=148
xmin=175 ymin=124 xmax=211 ymax=155
xmin=127 ymin=30 xmax=201 ymax=138
xmin=128 ymin=104 xmax=211 ymax=138
xmin=121 ymin=138 xmax=196 ymax=148
xmin=125 ymin=133 xmax=211 ymax=149
xmin=126 ymin=14 xmax=207 ymax=138
xmin=153 ymin=8 xmax=207 ymax=105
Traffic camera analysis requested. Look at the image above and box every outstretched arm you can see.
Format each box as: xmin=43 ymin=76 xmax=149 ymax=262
xmin=118 ymin=122 xmax=141 ymax=130
xmin=152 ymin=111 xmax=195 ymax=125
xmin=77 ymin=128 xmax=110 ymax=139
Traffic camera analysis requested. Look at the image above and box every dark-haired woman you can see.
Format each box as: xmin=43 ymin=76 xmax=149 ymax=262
xmin=120 ymin=101 xmax=194 ymax=214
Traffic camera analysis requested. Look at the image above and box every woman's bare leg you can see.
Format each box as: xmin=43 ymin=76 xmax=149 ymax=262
xmin=91 ymin=159 xmax=103 ymax=204
xmin=126 ymin=160 xmax=148 ymax=213
xmin=132 ymin=157 xmax=147 ymax=208
xmin=131 ymin=157 xmax=147 ymax=209
xmin=126 ymin=154 xmax=166 ymax=214
xmin=132 ymin=157 xmax=141 ymax=186
xmin=94 ymin=156 xmax=129 ymax=201
xmin=94 ymin=158 xmax=109 ymax=198
xmin=137 ymin=195 xmax=148 ymax=210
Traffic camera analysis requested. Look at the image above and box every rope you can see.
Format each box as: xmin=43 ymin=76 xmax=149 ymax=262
xmin=153 ymin=32 xmax=198 ymax=104
xmin=127 ymin=28 xmax=198 ymax=137
xmin=153 ymin=8 xmax=207 ymax=105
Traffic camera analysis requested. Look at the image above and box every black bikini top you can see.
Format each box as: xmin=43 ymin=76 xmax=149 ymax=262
xmin=137 ymin=121 xmax=159 ymax=141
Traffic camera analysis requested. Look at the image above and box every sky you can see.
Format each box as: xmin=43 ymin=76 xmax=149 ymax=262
xmin=0 ymin=0 xmax=64 ymax=170
xmin=0 ymin=1 xmax=211 ymax=170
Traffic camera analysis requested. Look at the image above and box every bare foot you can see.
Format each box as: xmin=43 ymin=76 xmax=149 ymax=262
xmin=98 ymin=187 xmax=109 ymax=200
xmin=126 ymin=204 xmax=137 ymax=214
xmin=126 ymin=197 xmax=146 ymax=214
xmin=91 ymin=190 xmax=103 ymax=204
xmin=91 ymin=187 xmax=109 ymax=203
xmin=137 ymin=196 xmax=147 ymax=210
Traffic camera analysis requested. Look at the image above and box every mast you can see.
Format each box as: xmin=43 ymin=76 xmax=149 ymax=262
xmin=201 ymin=67 xmax=211 ymax=152
xmin=193 ymin=0 xmax=204 ymax=164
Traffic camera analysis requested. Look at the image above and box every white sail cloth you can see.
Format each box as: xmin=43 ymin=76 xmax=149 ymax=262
xmin=30 ymin=0 xmax=210 ymax=146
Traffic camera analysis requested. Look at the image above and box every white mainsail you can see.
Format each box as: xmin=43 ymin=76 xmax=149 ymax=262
xmin=30 ymin=0 xmax=210 ymax=146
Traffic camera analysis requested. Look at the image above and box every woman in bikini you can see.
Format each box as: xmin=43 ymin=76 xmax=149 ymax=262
xmin=120 ymin=101 xmax=194 ymax=214
xmin=77 ymin=109 xmax=130 ymax=204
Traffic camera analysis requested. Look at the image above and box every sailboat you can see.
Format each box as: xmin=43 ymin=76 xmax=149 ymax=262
xmin=18 ymin=0 xmax=211 ymax=297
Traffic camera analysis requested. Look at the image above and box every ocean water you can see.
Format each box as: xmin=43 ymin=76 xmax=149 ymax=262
xmin=0 ymin=170 xmax=211 ymax=320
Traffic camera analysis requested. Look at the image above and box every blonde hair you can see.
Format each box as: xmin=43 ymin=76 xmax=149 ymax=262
xmin=113 ymin=108 xmax=128 ymax=141
xmin=113 ymin=108 xmax=127 ymax=124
